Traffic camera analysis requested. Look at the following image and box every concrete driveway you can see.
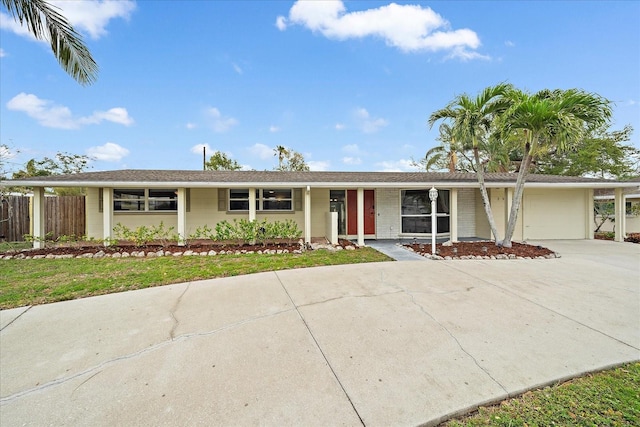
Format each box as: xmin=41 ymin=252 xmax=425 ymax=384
xmin=1 ymin=239 xmax=638 ymax=426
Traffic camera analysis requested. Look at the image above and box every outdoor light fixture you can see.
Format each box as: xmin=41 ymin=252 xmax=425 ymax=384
xmin=429 ymin=187 xmax=438 ymax=255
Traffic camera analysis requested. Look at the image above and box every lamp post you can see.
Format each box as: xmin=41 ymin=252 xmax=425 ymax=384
xmin=429 ymin=187 xmax=438 ymax=255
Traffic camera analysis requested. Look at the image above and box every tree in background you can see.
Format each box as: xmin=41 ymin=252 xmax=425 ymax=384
xmin=273 ymin=145 xmax=290 ymax=170
xmin=12 ymin=152 xmax=92 ymax=195
xmin=534 ymin=125 xmax=639 ymax=179
xmin=204 ymin=151 xmax=242 ymax=171
xmin=273 ymin=146 xmax=310 ymax=171
xmin=1 ymin=0 xmax=98 ymax=85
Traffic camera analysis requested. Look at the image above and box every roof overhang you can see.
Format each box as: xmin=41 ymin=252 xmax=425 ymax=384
xmin=3 ymin=179 xmax=638 ymax=190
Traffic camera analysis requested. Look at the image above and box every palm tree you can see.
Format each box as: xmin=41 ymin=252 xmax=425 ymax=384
xmin=273 ymin=145 xmax=290 ymax=170
xmin=2 ymin=0 xmax=98 ymax=85
xmin=423 ymin=123 xmax=469 ymax=172
xmin=498 ymin=88 xmax=612 ymax=246
xmin=428 ymin=83 xmax=513 ymax=244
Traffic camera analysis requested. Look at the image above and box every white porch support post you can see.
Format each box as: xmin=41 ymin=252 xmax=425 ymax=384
xmin=450 ymin=188 xmax=458 ymax=242
xmin=357 ymin=187 xmax=364 ymax=246
xmin=32 ymin=187 xmax=45 ymax=249
xmin=102 ymin=188 xmax=113 ymax=246
xmin=177 ymin=188 xmax=187 ymax=246
xmin=249 ymin=188 xmax=257 ymax=222
xmin=304 ymin=186 xmax=311 ymax=245
xmin=586 ymin=189 xmax=594 ymax=240
xmin=614 ymin=188 xmax=625 ymax=242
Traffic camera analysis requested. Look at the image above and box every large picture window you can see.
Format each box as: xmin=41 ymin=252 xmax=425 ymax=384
xmin=114 ymin=189 xmax=177 ymax=212
xmin=228 ymin=189 xmax=293 ymax=211
xmin=400 ymin=189 xmax=450 ymax=234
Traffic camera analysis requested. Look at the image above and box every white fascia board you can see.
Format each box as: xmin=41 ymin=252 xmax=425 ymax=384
xmin=3 ymin=180 xmax=638 ymax=189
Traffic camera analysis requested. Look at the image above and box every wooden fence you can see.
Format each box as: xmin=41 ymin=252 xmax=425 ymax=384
xmin=0 ymin=195 xmax=85 ymax=242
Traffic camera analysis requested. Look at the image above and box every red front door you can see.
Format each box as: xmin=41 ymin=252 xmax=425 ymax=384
xmin=347 ymin=190 xmax=375 ymax=235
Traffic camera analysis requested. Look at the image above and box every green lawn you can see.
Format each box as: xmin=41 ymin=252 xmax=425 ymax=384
xmin=0 ymin=248 xmax=391 ymax=309
xmin=443 ymin=362 xmax=640 ymax=426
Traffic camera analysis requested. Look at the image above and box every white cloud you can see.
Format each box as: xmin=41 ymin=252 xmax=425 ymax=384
xmin=505 ymin=40 xmax=515 ymax=47
xmin=375 ymin=159 xmax=417 ymax=172
xmin=626 ymin=100 xmax=638 ymax=106
xmin=6 ymin=93 xmax=133 ymax=129
xmin=249 ymin=143 xmax=273 ymax=160
xmin=206 ymin=107 xmax=238 ymax=132
xmin=1 ymin=0 xmax=135 ymax=41
xmin=232 ymin=62 xmax=243 ymax=74
xmin=186 ymin=122 xmax=197 ymax=130
xmin=342 ymin=156 xmax=361 ymax=165
xmin=275 ymin=15 xmax=287 ymax=31
xmin=190 ymin=143 xmax=211 ymax=154
xmin=277 ymin=1 xmax=485 ymax=59
xmin=445 ymin=46 xmax=490 ymax=62
xmin=269 ymin=125 xmax=281 ymax=133
xmin=335 ymin=123 xmax=345 ymax=131
xmin=50 ymin=0 xmax=135 ymax=39
xmin=342 ymin=144 xmax=360 ymax=154
xmin=0 ymin=48 xmax=5 ymax=57
xmin=308 ymin=160 xmax=330 ymax=171
xmin=86 ymin=142 xmax=129 ymax=162
xmin=80 ymin=107 xmax=134 ymax=126
xmin=355 ymin=107 xmax=388 ymax=133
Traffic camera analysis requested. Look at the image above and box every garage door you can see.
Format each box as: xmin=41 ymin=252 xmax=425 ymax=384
xmin=523 ymin=190 xmax=586 ymax=239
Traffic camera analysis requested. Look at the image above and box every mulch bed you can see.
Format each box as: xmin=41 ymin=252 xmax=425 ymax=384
xmin=0 ymin=238 xmax=359 ymax=257
xmin=406 ymin=241 xmax=556 ymax=258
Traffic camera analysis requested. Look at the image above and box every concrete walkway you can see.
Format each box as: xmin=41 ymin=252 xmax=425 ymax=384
xmin=1 ymin=240 xmax=638 ymax=426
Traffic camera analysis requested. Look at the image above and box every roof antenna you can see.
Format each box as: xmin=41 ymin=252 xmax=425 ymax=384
xmin=203 ymin=146 xmax=206 ymax=170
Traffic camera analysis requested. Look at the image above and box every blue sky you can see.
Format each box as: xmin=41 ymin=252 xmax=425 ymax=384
xmin=1 ymin=0 xmax=639 ymax=174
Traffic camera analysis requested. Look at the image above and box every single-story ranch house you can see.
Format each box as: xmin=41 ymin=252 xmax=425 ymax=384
xmin=4 ymin=170 xmax=638 ymax=248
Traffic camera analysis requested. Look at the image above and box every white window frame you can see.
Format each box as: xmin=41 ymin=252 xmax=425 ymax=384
xmin=399 ymin=189 xmax=450 ymax=234
xmin=228 ymin=188 xmax=294 ymax=212
xmin=113 ymin=189 xmax=177 ymax=212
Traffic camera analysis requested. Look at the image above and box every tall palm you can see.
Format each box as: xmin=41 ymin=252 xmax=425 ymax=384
xmin=2 ymin=0 xmax=98 ymax=85
xmin=273 ymin=145 xmax=289 ymax=170
xmin=499 ymin=88 xmax=612 ymax=246
xmin=423 ymin=123 xmax=473 ymax=172
xmin=429 ymin=83 xmax=513 ymax=243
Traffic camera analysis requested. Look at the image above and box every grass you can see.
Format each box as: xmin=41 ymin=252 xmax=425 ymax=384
xmin=0 ymin=247 xmax=391 ymax=309
xmin=443 ymin=362 xmax=640 ymax=426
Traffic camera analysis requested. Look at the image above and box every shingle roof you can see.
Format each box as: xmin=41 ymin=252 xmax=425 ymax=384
xmin=2 ymin=169 xmax=634 ymax=188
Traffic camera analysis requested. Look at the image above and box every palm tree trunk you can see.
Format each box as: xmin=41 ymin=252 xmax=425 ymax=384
xmin=474 ymin=147 xmax=502 ymax=244
xmin=503 ymin=143 xmax=534 ymax=247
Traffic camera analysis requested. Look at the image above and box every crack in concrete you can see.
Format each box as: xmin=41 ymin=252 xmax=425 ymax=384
xmin=1 ymin=307 xmax=294 ymax=404
xmin=0 ymin=306 xmax=32 ymax=332
xmin=275 ymin=272 xmax=366 ymax=427
xmin=169 ymin=282 xmax=191 ymax=340
xmin=400 ymin=287 xmax=509 ymax=395
xmin=296 ymin=290 xmax=404 ymax=309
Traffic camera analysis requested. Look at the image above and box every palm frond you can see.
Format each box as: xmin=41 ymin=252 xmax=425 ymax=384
xmin=2 ymin=0 xmax=98 ymax=85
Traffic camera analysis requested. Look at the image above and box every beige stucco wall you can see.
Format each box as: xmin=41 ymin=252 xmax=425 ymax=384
xmin=310 ymin=188 xmax=330 ymax=237
xmin=85 ymin=187 xmax=102 ymax=239
xmin=85 ymin=185 xmax=593 ymax=242
xmin=86 ymin=187 xmax=310 ymax=240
